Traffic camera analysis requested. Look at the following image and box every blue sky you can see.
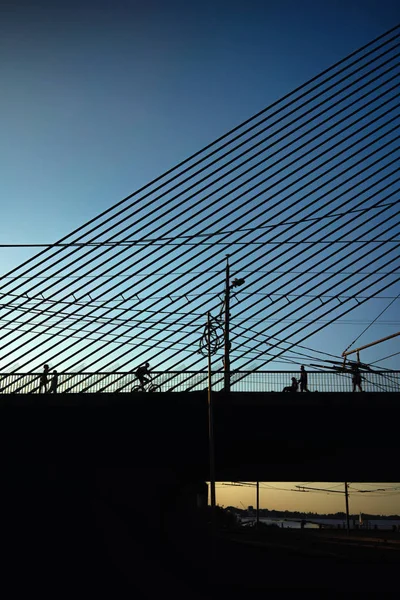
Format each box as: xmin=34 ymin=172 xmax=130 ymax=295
xmin=1 ymin=0 xmax=399 ymax=372
xmin=1 ymin=0 xmax=399 ymax=248
xmin=1 ymin=0 xmax=400 ymax=372
xmin=1 ymin=0 xmax=400 ymax=514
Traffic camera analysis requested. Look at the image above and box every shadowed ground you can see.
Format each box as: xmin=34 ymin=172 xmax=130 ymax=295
xmin=1 ymin=464 xmax=398 ymax=598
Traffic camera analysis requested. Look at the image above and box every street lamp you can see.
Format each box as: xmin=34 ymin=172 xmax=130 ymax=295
xmin=199 ymin=257 xmax=245 ymax=532
xmin=223 ymin=256 xmax=245 ymax=392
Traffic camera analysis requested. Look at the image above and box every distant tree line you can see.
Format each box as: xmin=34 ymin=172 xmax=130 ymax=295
xmin=226 ymin=507 xmax=400 ymax=520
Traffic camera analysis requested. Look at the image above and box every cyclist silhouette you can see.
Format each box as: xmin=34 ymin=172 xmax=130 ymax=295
xmin=134 ymin=362 xmax=151 ymax=391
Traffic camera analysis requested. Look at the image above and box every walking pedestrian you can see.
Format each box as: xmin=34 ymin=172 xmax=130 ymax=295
xmin=351 ymin=362 xmax=363 ymax=392
xmin=49 ymin=370 xmax=58 ymax=394
xmin=39 ymin=364 xmax=50 ymax=393
xmin=298 ymin=365 xmax=310 ymax=392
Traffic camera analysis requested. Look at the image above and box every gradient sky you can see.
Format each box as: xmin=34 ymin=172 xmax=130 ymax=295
xmin=1 ymin=0 xmax=400 ymax=513
xmin=2 ymin=0 xmax=400 ymax=252
xmin=2 ymin=0 xmax=400 ymax=369
xmin=215 ymin=481 xmax=400 ymax=516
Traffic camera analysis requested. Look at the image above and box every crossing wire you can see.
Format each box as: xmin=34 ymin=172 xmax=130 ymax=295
xmin=2 ymin=23 xmax=399 ymax=284
xmin=0 ymin=157 xmax=396 ymax=382
xmin=2 ymin=131 xmax=396 ymax=382
xmin=2 ymin=59 xmax=398 ymax=316
xmin=0 ymin=23 xmax=399 ymax=388
xmin=2 ymin=89 xmax=396 ymax=364
xmin=7 ymin=132 xmax=400 ymax=376
xmin=1 ymin=157 xmax=398 ymax=386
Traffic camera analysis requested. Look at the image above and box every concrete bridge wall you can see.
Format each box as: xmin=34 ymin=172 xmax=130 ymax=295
xmin=1 ymin=391 xmax=398 ymax=481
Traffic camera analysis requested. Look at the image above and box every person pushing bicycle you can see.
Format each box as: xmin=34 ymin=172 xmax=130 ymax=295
xmin=134 ymin=362 xmax=152 ymax=391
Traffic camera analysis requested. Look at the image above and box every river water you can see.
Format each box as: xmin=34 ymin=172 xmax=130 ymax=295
xmin=240 ymin=517 xmax=400 ymax=530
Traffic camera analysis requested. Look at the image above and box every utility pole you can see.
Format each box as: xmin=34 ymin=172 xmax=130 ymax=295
xmin=223 ymin=256 xmax=245 ymax=393
xmin=207 ymin=312 xmax=216 ymax=524
xmin=200 ymin=305 xmax=228 ymax=554
xmin=344 ymin=482 xmax=350 ymax=534
xmin=296 ymin=484 xmax=351 ymax=533
xmin=224 ymin=256 xmax=231 ymax=392
xmin=256 ymin=481 xmax=260 ymax=529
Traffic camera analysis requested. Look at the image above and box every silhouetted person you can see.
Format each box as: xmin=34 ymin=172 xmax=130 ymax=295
xmin=49 ymin=370 xmax=58 ymax=394
xmin=298 ymin=365 xmax=310 ymax=392
xmin=135 ymin=362 xmax=151 ymax=391
xmin=351 ymin=363 xmax=363 ymax=392
xmin=39 ymin=364 xmax=50 ymax=393
xmin=282 ymin=377 xmax=298 ymax=392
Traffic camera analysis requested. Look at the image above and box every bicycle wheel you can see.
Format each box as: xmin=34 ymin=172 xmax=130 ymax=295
xmin=131 ymin=385 xmax=143 ymax=392
xmin=148 ymin=384 xmax=161 ymax=392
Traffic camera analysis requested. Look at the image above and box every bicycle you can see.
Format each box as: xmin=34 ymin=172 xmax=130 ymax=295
xmin=131 ymin=379 xmax=161 ymax=393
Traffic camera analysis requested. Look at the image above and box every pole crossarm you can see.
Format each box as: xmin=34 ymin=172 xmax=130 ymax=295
xmin=342 ymin=331 xmax=400 ymax=358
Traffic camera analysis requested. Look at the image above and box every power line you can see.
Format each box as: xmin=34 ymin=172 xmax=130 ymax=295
xmin=0 ymin=25 xmax=399 ymax=377
xmin=1 ymin=269 xmax=399 ymax=280
xmin=343 ymin=291 xmax=400 ymax=354
xmin=1 ymin=238 xmax=399 ymax=247
xmin=7 ymin=31 xmax=398 ymax=291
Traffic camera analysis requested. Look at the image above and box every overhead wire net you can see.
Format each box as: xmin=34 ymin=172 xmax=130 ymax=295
xmin=0 ymin=23 xmax=399 ymax=392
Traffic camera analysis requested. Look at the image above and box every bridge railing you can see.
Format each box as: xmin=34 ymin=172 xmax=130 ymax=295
xmin=0 ymin=370 xmax=399 ymax=394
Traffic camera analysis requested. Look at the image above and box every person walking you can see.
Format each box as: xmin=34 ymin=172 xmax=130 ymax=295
xmin=39 ymin=364 xmax=50 ymax=393
xmin=298 ymin=365 xmax=310 ymax=392
xmin=49 ymin=370 xmax=58 ymax=394
xmin=351 ymin=362 xmax=363 ymax=392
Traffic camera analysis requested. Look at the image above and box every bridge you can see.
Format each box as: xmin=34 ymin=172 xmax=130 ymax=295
xmin=0 ymin=24 xmax=399 ymax=390
xmin=0 ymin=24 xmax=399 ymax=551
xmin=2 ymin=387 xmax=398 ymax=482
xmin=2 ymin=22 xmax=400 ymax=600
xmin=2 ymin=369 xmax=399 ymax=394
xmin=2 ymin=369 xmax=398 ymax=483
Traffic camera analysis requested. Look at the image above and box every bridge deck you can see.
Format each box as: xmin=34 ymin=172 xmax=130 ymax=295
xmin=1 ymin=391 xmax=398 ymax=481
